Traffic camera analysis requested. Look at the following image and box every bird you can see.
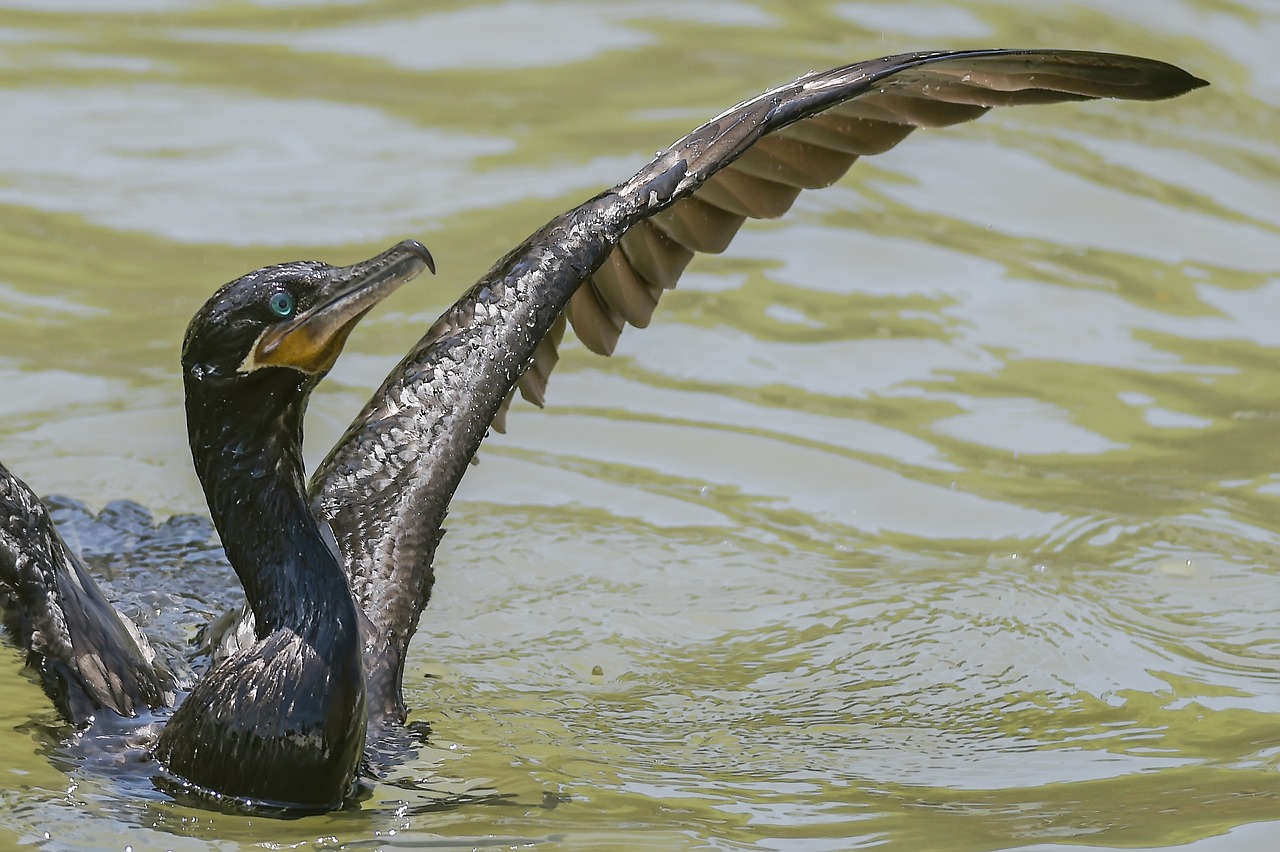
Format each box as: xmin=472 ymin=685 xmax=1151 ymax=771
xmin=3 ymin=241 xmax=435 ymax=809
xmin=0 ymin=49 xmax=1207 ymax=812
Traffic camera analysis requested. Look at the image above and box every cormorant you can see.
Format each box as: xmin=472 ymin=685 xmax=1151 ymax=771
xmin=5 ymin=240 xmax=434 ymax=809
xmin=0 ymin=49 xmax=1206 ymax=811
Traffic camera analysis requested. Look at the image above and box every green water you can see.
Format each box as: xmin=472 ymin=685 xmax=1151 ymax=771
xmin=0 ymin=0 xmax=1277 ymax=849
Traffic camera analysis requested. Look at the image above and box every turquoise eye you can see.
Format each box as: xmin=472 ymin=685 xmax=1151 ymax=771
xmin=268 ymin=292 xmax=295 ymax=318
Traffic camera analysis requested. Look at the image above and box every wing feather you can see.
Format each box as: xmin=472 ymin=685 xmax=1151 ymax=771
xmin=313 ymin=49 xmax=1206 ymax=729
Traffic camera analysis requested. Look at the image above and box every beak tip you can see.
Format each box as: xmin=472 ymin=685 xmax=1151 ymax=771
xmin=398 ymin=239 xmax=436 ymax=276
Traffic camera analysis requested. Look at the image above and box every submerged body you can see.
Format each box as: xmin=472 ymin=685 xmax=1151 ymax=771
xmin=0 ymin=50 xmax=1205 ymax=810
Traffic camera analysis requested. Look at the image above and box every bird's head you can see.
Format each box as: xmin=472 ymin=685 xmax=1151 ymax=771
xmin=181 ymin=239 xmax=435 ymax=393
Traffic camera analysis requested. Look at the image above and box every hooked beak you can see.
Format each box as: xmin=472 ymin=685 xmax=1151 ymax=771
xmin=251 ymin=240 xmax=435 ymax=375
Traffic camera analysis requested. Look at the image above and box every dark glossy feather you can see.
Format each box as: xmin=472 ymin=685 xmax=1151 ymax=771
xmin=310 ymin=49 xmax=1207 ymax=725
xmin=0 ymin=463 xmax=174 ymax=722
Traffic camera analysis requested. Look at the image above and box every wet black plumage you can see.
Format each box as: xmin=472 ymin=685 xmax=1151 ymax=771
xmin=0 ymin=49 xmax=1206 ymax=810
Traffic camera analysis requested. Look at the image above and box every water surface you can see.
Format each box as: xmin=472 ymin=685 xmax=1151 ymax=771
xmin=0 ymin=0 xmax=1277 ymax=849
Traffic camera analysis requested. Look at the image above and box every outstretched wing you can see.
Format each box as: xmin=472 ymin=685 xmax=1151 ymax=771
xmin=503 ymin=48 xmax=1205 ymax=423
xmin=311 ymin=49 xmax=1206 ymax=727
xmin=0 ymin=463 xmax=175 ymax=723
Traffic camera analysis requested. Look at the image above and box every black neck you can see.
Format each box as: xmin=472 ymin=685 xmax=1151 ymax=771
xmin=186 ymin=372 xmax=357 ymax=640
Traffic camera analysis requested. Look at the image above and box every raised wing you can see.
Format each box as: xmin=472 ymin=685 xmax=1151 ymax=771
xmin=505 ymin=49 xmax=1205 ymax=422
xmin=310 ymin=49 xmax=1206 ymax=727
